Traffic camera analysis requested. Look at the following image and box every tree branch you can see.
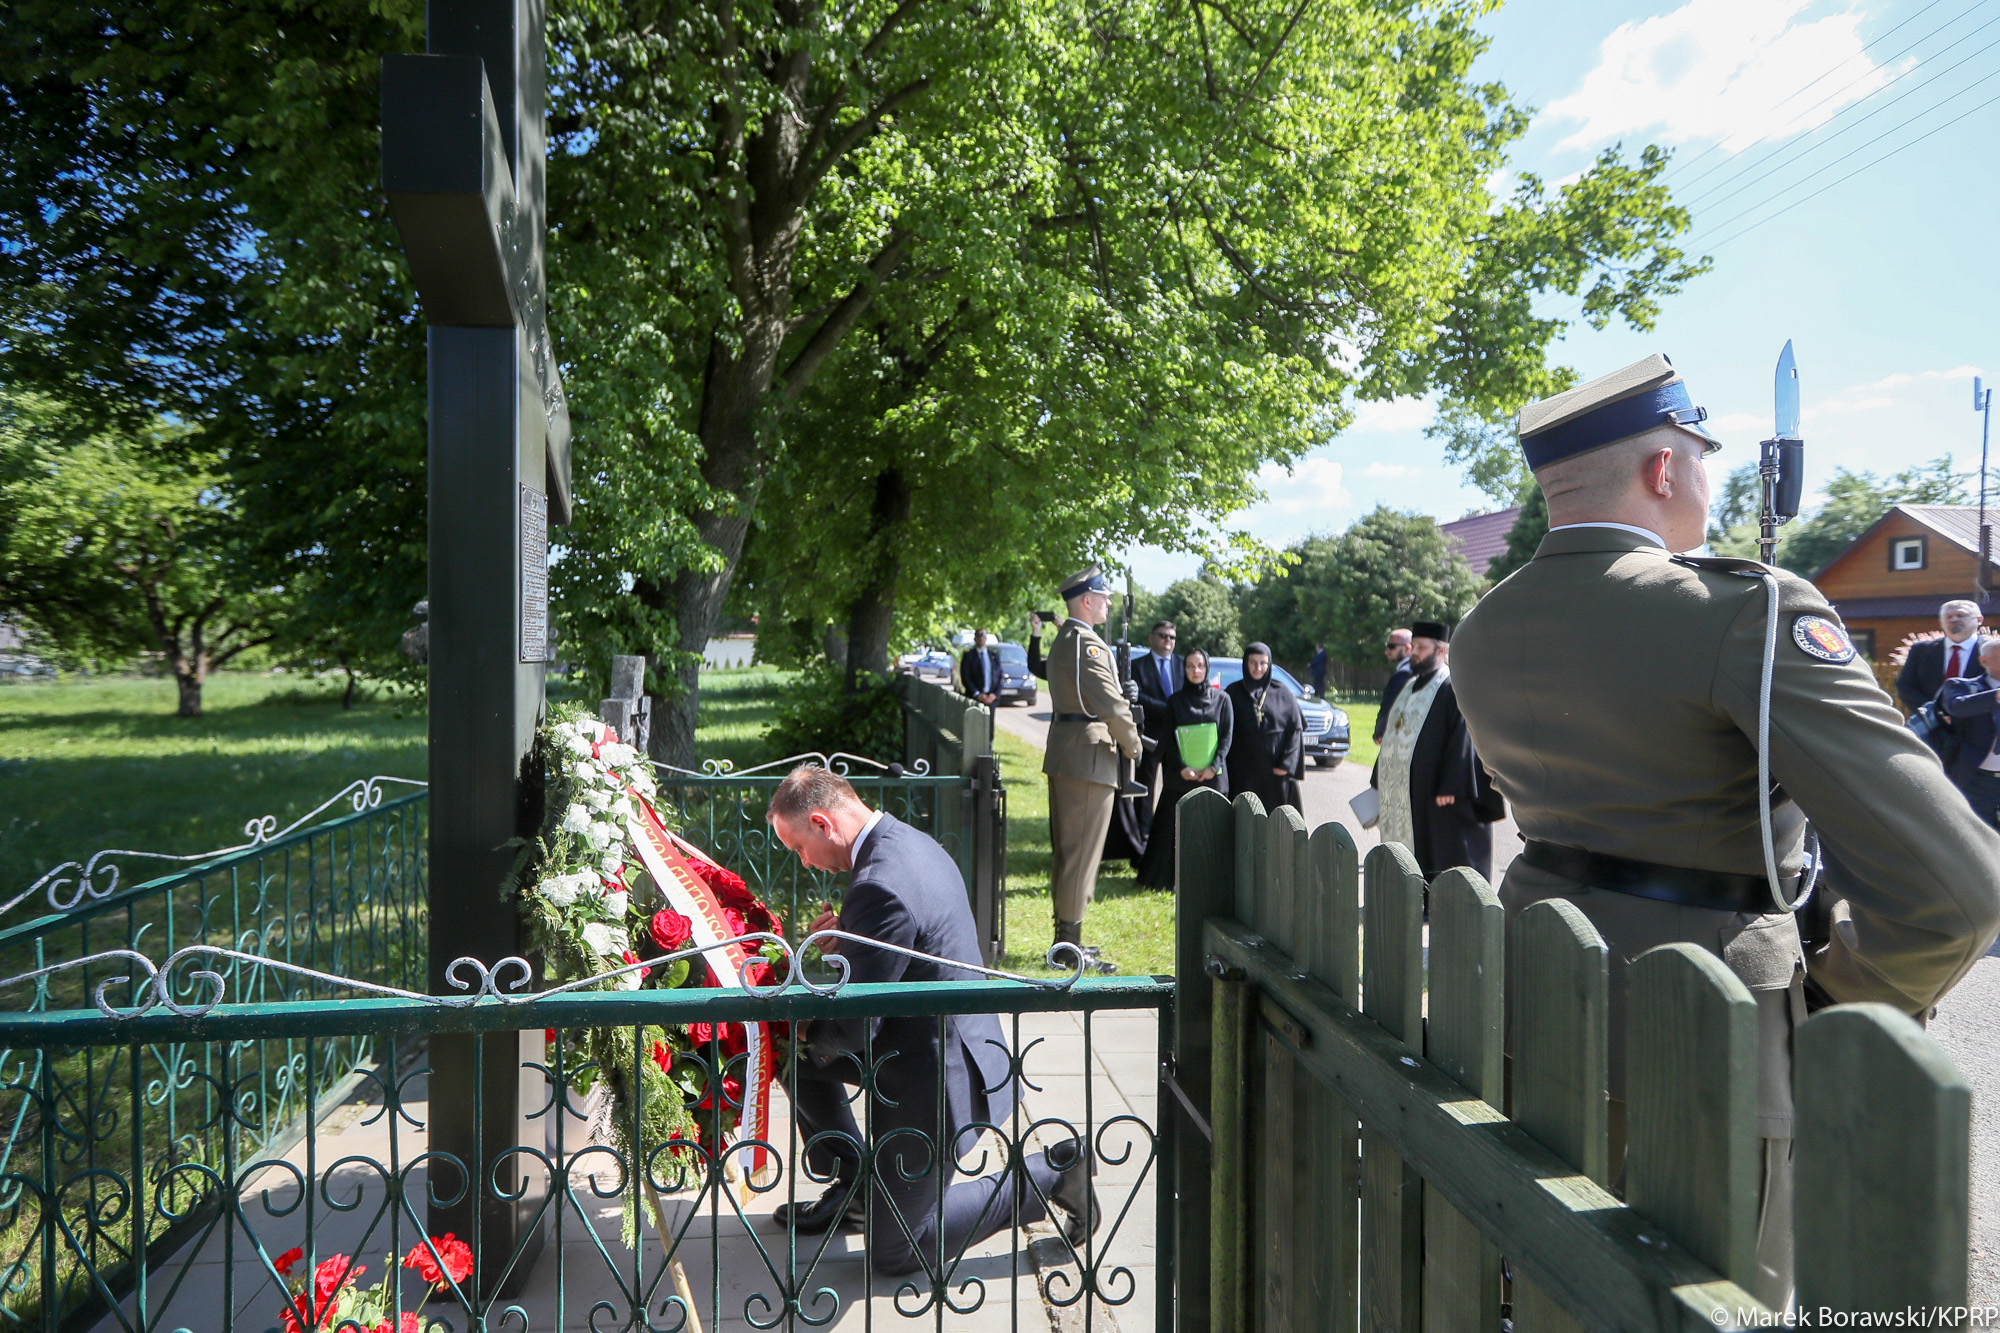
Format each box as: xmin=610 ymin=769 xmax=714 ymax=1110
xmin=778 ymin=231 xmax=912 ymax=402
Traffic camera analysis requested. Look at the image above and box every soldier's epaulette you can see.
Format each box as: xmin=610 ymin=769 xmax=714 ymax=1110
xmin=1669 ymin=553 xmax=1774 ymax=579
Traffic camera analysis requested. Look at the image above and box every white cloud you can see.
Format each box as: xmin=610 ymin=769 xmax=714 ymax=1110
xmin=1361 ymin=461 xmax=1418 ymax=479
xmin=1542 ymin=0 xmax=1889 ymax=154
xmin=1348 ymin=397 xmax=1432 ymax=434
xmin=1867 ymin=365 xmax=1980 ymax=391
xmin=1252 ymin=457 xmax=1351 ymax=517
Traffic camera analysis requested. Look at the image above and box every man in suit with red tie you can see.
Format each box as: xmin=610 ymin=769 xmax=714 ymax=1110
xmin=1896 ymin=598 xmax=1986 ymax=713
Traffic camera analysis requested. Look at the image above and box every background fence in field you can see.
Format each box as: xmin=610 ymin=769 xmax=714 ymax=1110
xmin=1165 ymin=788 xmax=1972 ymax=1330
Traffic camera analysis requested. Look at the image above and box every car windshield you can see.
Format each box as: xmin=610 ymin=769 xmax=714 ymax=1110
xmin=1187 ymin=656 xmax=1310 ymax=700
xmin=997 ymin=642 xmax=1027 ymax=664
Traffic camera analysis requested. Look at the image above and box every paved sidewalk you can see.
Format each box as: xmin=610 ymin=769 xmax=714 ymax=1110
xmin=97 ymin=1012 xmax=1161 ymax=1332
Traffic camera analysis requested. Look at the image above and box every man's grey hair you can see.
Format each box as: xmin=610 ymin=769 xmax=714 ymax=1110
xmin=1940 ymin=599 xmax=1981 ymax=619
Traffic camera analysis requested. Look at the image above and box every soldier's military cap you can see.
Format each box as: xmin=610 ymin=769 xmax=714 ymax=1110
xmin=1517 ymin=354 xmax=1719 ymax=469
xmin=1060 ymin=564 xmax=1113 ymax=600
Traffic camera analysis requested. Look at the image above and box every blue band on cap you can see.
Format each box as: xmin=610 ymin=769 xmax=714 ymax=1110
xmin=1062 ymin=574 xmax=1112 ymax=599
xmin=1522 ymin=382 xmax=1710 ymax=468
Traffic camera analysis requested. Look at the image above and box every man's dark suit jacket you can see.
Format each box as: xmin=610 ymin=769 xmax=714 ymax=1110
xmin=959 ymin=645 xmax=1002 ymax=698
xmin=1130 ymin=652 xmax=1180 ymax=738
xmin=1940 ymin=676 xmax=2000 ymax=786
xmin=815 ymin=814 xmax=1012 ymax=1137
xmin=1898 ymin=636 xmax=1986 ymax=712
xmin=1373 ymin=659 xmax=1413 ymax=742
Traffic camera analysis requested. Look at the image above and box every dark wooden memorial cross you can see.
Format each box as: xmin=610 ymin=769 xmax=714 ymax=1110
xmin=380 ymin=0 xmax=572 ymax=1280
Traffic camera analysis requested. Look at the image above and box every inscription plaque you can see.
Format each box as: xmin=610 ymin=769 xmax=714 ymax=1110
xmin=520 ymin=484 xmax=549 ymax=662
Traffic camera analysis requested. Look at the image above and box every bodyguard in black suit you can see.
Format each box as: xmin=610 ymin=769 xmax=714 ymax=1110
xmin=765 ymin=767 xmax=1096 ymax=1273
xmin=959 ymin=630 xmax=1002 ymax=706
xmin=1940 ymin=650 xmax=2000 ymax=829
xmin=1130 ymin=621 xmax=1181 ymax=799
xmin=1896 ymin=599 xmax=1987 ymax=713
xmin=1373 ymin=628 xmax=1414 ymax=743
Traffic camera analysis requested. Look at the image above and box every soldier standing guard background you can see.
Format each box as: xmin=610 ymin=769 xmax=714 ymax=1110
xmin=1043 ymin=565 xmax=1142 ymax=971
xmin=1451 ymin=353 xmax=2000 ymax=1309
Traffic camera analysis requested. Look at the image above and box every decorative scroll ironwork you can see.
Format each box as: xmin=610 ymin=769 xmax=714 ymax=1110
xmin=0 ymin=963 xmax=1170 ymax=1332
xmin=647 ymin=769 xmax=969 ymax=941
xmin=654 ymin=752 xmax=933 ymax=780
xmin=2 ymin=777 xmax=429 ymax=921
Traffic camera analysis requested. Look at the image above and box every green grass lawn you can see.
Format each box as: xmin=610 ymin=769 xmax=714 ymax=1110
xmin=992 ymin=729 xmax=1174 ymax=979
xmin=0 ymin=672 xmax=429 ymax=893
xmin=1341 ymin=700 xmax=1380 ymax=768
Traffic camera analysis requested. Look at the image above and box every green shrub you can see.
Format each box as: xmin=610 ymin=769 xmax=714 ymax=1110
xmin=762 ymin=660 xmax=903 ymax=765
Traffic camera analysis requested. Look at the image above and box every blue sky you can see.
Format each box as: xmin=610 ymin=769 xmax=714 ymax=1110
xmin=1129 ymin=0 xmax=2000 ymax=588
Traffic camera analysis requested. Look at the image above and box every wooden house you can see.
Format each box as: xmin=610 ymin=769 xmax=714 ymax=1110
xmin=1812 ymin=504 xmax=1999 ymax=661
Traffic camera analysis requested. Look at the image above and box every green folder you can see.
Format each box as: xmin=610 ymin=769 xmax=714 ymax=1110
xmin=1176 ymin=722 xmax=1220 ymax=772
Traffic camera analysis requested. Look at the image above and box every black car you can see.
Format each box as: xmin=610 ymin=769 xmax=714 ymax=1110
xmin=994 ymin=641 xmax=1038 ymax=705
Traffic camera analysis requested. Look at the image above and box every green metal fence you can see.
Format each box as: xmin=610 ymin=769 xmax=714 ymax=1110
xmin=0 ymin=955 xmax=1169 ymax=1332
xmin=0 ymin=790 xmax=429 ymax=1331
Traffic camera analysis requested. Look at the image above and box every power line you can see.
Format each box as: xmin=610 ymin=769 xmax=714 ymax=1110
xmin=1670 ymin=0 xmax=1997 ymax=199
xmin=1697 ymin=85 xmax=2000 ymax=253
xmin=1674 ymin=18 xmax=2000 ymax=214
xmin=1659 ymin=0 xmax=1969 ymax=186
xmin=1688 ymin=57 xmax=2000 ymax=240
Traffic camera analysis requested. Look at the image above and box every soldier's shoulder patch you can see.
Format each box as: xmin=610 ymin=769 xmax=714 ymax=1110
xmin=1791 ymin=614 xmax=1856 ymax=663
xmin=1086 ymin=645 xmax=1103 ymax=659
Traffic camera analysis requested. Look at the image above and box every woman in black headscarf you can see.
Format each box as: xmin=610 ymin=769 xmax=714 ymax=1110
xmin=1225 ymin=642 xmax=1304 ymax=814
xmin=1137 ymin=649 xmax=1233 ymax=889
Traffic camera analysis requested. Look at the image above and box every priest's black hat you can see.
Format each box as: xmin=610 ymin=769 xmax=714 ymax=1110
xmin=1411 ymin=620 xmax=1449 ymax=642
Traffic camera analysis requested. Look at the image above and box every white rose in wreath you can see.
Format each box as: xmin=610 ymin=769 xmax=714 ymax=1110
xmin=580 ymin=922 xmax=628 ymax=957
xmin=588 ymin=821 xmax=619 ymax=849
xmin=560 ymin=803 xmax=593 ymax=834
xmin=583 ymin=789 xmax=611 ymax=811
xmin=602 ymin=890 xmax=629 ymax=917
xmin=598 ymin=851 xmax=624 ymax=875
xmin=600 ymin=741 xmax=637 ymax=767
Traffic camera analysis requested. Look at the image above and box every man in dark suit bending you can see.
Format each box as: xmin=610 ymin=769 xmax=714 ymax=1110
xmin=766 ymin=765 xmax=1096 ymax=1272
xmin=1896 ymin=598 xmax=1986 ymax=713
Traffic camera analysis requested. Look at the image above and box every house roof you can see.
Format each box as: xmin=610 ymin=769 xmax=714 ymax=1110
xmin=1813 ymin=503 xmax=1998 ymax=581
xmin=1439 ymin=506 xmax=1521 ymax=577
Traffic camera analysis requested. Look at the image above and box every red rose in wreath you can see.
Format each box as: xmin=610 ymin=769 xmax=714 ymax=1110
xmin=650 ymin=908 xmax=693 ymax=953
xmin=691 ymin=859 xmax=757 ymax=911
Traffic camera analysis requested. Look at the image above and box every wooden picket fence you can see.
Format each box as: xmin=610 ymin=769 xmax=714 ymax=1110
xmin=1167 ymin=788 xmax=1973 ymax=1331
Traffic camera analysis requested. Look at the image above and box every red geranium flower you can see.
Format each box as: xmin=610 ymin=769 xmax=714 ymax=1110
xmin=650 ymin=908 xmax=692 ymax=952
xmin=403 ymin=1233 xmax=473 ymax=1286
xmin=314 ymin=1256 xmax=362 ymax=1304
xmin=650 ymin=1040 xmax=673 ymax=1075
xmin=273 ymin=1246 xmax=303 ymax=1277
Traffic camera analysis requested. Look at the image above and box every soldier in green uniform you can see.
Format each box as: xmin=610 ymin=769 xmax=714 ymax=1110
xmin=1451 ymin=354 xmax=2000 ymax=1308
xmin=1042 ymin=565 xmax=1142 ymax=968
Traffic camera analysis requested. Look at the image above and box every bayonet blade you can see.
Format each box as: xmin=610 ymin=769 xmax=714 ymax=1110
xmin=1774 ymin=340 xmax=1801 ymax=440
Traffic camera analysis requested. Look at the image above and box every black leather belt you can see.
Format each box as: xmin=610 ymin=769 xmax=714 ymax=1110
xmin=1053 ymin=712 xmax=1095 ymax=723
xmin=1520 ymin=840 xmax=1774 ymax=914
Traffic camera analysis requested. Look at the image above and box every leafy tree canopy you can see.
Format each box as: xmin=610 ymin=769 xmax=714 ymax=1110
xmin=1241 ymin=506 xmax=1482 ymax=669
xmin=1709 ymin=457 xmax=1969 ymax=575
xmin=0 ymin=393 xmax=275 ymax=714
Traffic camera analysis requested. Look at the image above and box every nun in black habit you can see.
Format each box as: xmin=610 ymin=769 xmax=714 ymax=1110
xmin=1137 ymin=649 xmax=1232 ymax=889
xmin=1371 ymin=620 xmax=1506 ymax=879
xmin=1224 ymin=642 xmax=1304 ymax=814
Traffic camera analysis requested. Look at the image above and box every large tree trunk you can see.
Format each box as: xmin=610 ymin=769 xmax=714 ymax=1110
xmin=171 ymin=658 xmax=205 ymax=717
xmin=842 ymin=468 xmax=911 ymax=688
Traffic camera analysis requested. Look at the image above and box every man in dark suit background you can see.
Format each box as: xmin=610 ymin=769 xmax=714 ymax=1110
xmin=766 ymin=765 xmax=1096 ymax=1272
xmin=1129 ymin=621 xmax=1180 ymax=808
xmin=959 ymin=629 xmax=1002 ymax=707
xmin=1372 ymin=627 xmax=1413 ymax=743
xmin=1939 ymin=638 xmax=2000 ymax=830
xmin=1896 ymin=598 xmax=1986 ymax=713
